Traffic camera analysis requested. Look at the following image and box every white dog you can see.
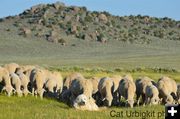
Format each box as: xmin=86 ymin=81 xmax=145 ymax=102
xmin=73 ymin=94 xmax=99 ymax=111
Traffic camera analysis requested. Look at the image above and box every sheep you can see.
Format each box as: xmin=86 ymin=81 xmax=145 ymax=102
xmin=89 ymin=77 xmax=100 ymax=95
xmin=98 ymin=77 xmax=114 ymax=107
xmin=16 ymin=70 xmax=31 ymax=96
xmin=9 ymin=73 xmax=22 ymax=97
xmin=177 ymin=84 xmax=180 ymax=104
xmin=44 ymin=71 xmax=63 ymax=98
xmin=135 ymin=76 xmax=155 ymax=106
xmin=73 ymin=94 xmax=99 ymax=111
xmin=111 ymin=75 xmax=122 ymax=106
xmin=63 ymin=72 xmax=84 ymax=91
xmin=16 ymin=65 xmax=37 ymax=82
xmin=145 ymin=84 xmax=160 ymax=105
xmin=30 ymin=68 xmax=47 ymax=99
xmin=44 ymin=73 xmax=57 ymax=97
xmin=157 ymin=76 xmax=177 ymax=104
xmin=119 ymin=75 xmax=136 ymax=108
xmin=52 ymin=71 xmax=63 ymax=95
xmin=3 ymin=63 xmax=19 ymax=74
xmin=70 ymin=78 xmax=93 ymax=100
xmin=0 ymin=67 xmax=14 ymax=96
xmin=89 ymin=77 xmax=100 ymax=103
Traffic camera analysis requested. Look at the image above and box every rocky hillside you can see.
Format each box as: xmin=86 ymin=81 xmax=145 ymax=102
xmin=0 ymin=2 xmax=180 ymax=45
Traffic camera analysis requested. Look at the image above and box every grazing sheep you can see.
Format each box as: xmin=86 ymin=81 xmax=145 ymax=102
xmin=73 ymin=94 xmax=99 ymax=111
xmin=98 ymin=77 xmax=114 ymax=107
xmin=89 ymin=77 xmax=100 ymax=95
xmin=157 ymin=76 xmax=177 ymax=104
xmin=145 ymin=84 xmax=160 ymax=105
xmin=89 ymin=77 xmax=100 ymax=103
xmin=16 ymin=65 xmax=37 ymax=81
xmin=16 ymin=70 xmax=30 ymax=96
xmin=9 ymin=73 xmax=22 ymax=97
xmin=52 ymin=71 xmax=63 ymax=95
xmin=44 ymin=71 xmax=63 ymax=98
xmin=4 ymin=63 xmax=19 ymax=74
xmin=63 ymin=72 xmax=84 ymax=90
xmin=177 ymin=84 xmax=180 ymax=104
xmin=70 ymin=78 xmax=93 ymax=100
xmin=111 ymin=75 xmax=122 ymax=105
xmin=30 ymin=68 xmax=47 ymax=98
xmin=45 ymin=74 xmax=57 ymax=97
xmin=0 ymin=67 xmax=14 ymax=96
xmin=135 ymin=76 xmax=155 ymax=106
xmin=119 ymin=75 xmax=136 ymax=108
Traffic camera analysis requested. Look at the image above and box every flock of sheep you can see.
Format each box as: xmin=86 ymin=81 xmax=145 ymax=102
xmin=0 ymin=63 xmax=180 ymax=111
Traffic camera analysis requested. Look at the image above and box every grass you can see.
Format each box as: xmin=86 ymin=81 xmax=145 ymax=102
xmin=0 ymin=95 xmax=165 ymax=119
xmin=48 ymin=67 xmax=180 ymax=83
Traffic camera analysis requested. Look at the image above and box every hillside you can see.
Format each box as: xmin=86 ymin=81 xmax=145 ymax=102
xmin=0 ymin=1 xmax=180 ymax=45
xmin=0 ymin=2 xmax=180 ymax=70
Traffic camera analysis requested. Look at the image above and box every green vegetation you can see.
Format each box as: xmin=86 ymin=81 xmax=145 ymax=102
xmin=0 ymin=92 xmax=164 ymax=119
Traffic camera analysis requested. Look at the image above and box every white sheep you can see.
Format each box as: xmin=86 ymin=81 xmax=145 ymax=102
xmin=0 ymin=67 xmax=14 ymax=96
xmin=135 ymin=76 xmax=155 ymax=106
xmin=17 ymin=71 xmax=31 ymax=96
xmin=30 ymin=68 xmax=47 ymax=99
xmin=98 ymin=77 xmax=114 ymax=107
xmin=119 ymin=75 xmax=136 ymax=108
xmin=9 ymin=73 xmax=22 ymax=97
xmin=70 ymin=78 xmax=93 ymax=100
xmin=63 ymin=72 xmax=84 ymax=90
xmin=145 ymin=84 xmax=160 ymax=105
xmin=177 ymin=84 xmax=180 ymax=104
xmin=157 ymin=76 xmax=177 ymax=104
xmin=111 ymin=75 xmax=122 ymax=106
xmin=44 ymin=71 xmax=63 ymax=98
xmin=4 ymin=63 xmax=19 ymax=74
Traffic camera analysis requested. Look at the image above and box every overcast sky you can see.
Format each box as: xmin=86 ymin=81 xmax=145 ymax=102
xmin=0 ymin=0 xmax=179 ymax=20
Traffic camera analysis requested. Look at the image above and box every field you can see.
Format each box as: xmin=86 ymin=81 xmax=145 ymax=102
xmin=0 ymin=94 xmax=165 ymax=119
xmin=0 ymin=24 xmax=180 ymax=69
xmin=0 ymin=13 xmax=180 ymax=119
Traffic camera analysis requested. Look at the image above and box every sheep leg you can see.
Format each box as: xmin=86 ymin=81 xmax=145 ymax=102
xmin=32 ymin=88 xmax=35 ymax=96
xmin=142 ymin=94 xmax=146 ymax=106
xmin=136 ymin=94 xmax=141 ymax=106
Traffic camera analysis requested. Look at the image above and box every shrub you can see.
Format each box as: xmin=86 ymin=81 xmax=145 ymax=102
xmin=84 ymin=15 xmax=93 ymax=22
xmin=58 ymin=38 xmax=66 ymax=45
xmin=0 ymin=18 xmax=4 ymax=22
xmin=76 ymin=32 xmax=85 ymax=39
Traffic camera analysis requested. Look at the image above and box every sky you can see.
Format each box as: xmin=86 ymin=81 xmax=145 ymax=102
xmin=0 ymin=0 xmax=179 ymax=20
